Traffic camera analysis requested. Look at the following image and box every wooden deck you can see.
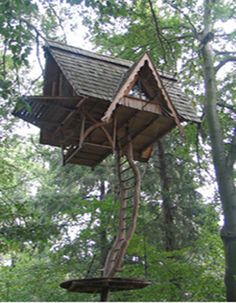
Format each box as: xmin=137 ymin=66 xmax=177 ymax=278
xmin=60 ymin=277 xmax=151 ymax=293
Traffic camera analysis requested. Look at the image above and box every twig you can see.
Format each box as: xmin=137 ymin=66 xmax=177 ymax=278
xmin=36 ymin=33 xmax=44 ymax=73
xmin=18 ymin=17 xmax=46 ymax=41
xmin=48 ymin=2 xmax=68 ymax=43
xmin=2 ymin=42 xmax=7 ymax=76
xmin=24 ymin=73 xmax=43 ymax=95
xmin=85 ymin=254 xmax=97 ymax=278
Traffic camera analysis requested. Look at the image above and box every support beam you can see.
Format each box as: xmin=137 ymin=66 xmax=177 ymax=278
xmin=54 ymin=97 xmax=87 ymax=135
xmin=139 ymin=120 xmax=176 ymax=153
xmin=100 ymin=288 xmax=110 ymax=302
xmin=85 ymin=112 xmax=114 ymax=149
xmin=119 ymin=115 xmax=160 ymax=147
xmin=27 ymin=96 xmax=83 ymax=102
xmin=63 ymin=142 xmax=113 ymax=165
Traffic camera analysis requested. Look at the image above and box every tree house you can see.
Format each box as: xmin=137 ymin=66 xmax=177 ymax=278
xmin=13 ymin=40 xmax=200 ymax=301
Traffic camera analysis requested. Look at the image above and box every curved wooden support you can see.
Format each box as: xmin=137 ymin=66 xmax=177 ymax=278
xmin=103 ymin=142 xmax=141 ymax=277
xmin=85 ymin=113 xmax=114 ymax=149
xmin=83 ymin=121 xmax=111 ymax=144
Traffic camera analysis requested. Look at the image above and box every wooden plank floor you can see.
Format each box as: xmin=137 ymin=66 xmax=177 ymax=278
xmin=60 ymin=277 xmax=151 ymax=293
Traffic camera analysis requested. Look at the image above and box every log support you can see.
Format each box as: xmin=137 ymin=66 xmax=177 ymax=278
xmin=100 ymin=287 xmax=110 ymax=302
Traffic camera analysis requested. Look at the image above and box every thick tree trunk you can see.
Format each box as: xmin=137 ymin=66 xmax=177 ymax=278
xmin=202 ymin=1 xmax=236 ymax=300
xmin=157 ymin=140 xmax=175 ymax=251
xmin=99 ymin=181 xmax=108 ymax=275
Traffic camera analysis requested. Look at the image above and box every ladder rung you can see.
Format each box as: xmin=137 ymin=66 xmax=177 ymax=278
xmin=124 ymin=195 xmax=134 ymax=200
xmin=124 ymin=185 xmax=135 ymax=190
xmin=120 ymin=159 xmax=128 ymax=166
xmin=120 ymin=166 xmax=131 ymax=174
xmin=122 ymin=205 xmax=133 ymax=210
xmin=122 ymin=176 xmax=135 ymax=182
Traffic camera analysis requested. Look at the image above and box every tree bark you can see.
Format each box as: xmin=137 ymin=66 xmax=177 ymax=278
xmin=201 ymin=1 xmax=236 ymax=300
xmin=157 ymin=140 xmax=175 ymax=251
xmin=99 ymin=181 xmax=108 ymax=275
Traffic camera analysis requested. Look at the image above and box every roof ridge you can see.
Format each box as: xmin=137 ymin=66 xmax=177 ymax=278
xmin=45 ymin=40 xmax=177 ymax=80
xmin=45 ymin=39 xmax=134 ymax=68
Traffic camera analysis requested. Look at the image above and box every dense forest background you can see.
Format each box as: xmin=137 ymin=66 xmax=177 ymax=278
xmin=0 ymin=0 xmax=235 ymax=301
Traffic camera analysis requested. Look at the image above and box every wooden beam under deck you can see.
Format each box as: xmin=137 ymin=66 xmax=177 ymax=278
xmin=117 ymin=114 xmax=160 ymax=147
xmin=51 ymin=96 xmax=88 ymax=137
xmin=137 ymin=120 xmax=176 ymax=153
xmin=63 ymin=142 xmax=113 ymax=165
xmin=67 ymin=157 xmax=98 ymax=167
xmin=27 ymin=96 xmax=83 ymax=101
xmin=36 ymin=119 xmax=61 ymax=128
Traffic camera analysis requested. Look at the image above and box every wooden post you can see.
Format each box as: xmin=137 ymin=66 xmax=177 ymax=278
xmin=59 ymin=73 xmax=63 ymax=96
xmin=79 ymin=114 xmax=85 ymax=148
xmin=112 ymin=114 xmax=117 ymax=153
xmin=100 ymin=287 xmax=109 ymax=302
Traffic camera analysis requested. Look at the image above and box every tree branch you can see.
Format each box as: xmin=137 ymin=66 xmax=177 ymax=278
xmin=214 ymin=50 xmax=236 ymax=56
xmin=167 ymin=33 xmax=194 ymax=43
xmin=217 ymin=101 xmax=236 ymax=114
xmin=14 ymin=16 xmax=46 ymax=42
xmin=215 ymin=56 xmax=236 ymax=73
xmin=147 ymin=0 xmax=168 ymax=65
xmin=48 ymin=2 xmax=68 ymax=43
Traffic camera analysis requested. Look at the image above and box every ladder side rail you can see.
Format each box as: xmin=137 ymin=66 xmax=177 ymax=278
xmin=103 ymin=151 xmax=127 ymax=277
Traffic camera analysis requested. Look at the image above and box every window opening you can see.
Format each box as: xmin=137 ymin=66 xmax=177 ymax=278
xmin=128 ymin=80 xmax=150 ymax=101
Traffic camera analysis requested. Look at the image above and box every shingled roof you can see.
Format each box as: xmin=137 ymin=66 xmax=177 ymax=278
xmin=46 ymin=40 xmax=200 ymax=123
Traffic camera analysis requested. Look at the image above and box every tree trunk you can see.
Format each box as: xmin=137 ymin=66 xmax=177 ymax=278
xmin=157 ymin=140 xmax=175 ymax=251
xmin=201 ymin=1 xmax=236 ymax=300
xmin=99 ymin=181 xmax=108 ymax=275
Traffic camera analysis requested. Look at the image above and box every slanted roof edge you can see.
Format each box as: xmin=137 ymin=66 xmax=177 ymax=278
xmin=47 ymin=48 xmax=89 ymax=99
xmin=45 ymin=40 xmax=134 ymax=68
xmin=145 ymin=52 xmax=184 ymax=132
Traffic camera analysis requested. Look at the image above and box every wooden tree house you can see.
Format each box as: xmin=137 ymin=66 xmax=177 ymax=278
xmin=13 ymin=40 xmax=200 ymax=301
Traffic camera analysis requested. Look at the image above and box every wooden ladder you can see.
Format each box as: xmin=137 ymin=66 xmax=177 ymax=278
xmin=103 ymin=141 xmax=141 ymax=277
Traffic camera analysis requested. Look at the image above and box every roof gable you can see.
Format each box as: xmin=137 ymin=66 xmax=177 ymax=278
xmin=101 ymin=52 xmax=181 ymax=127
xmin=46 ymin=42 xmax=131 ymax=101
